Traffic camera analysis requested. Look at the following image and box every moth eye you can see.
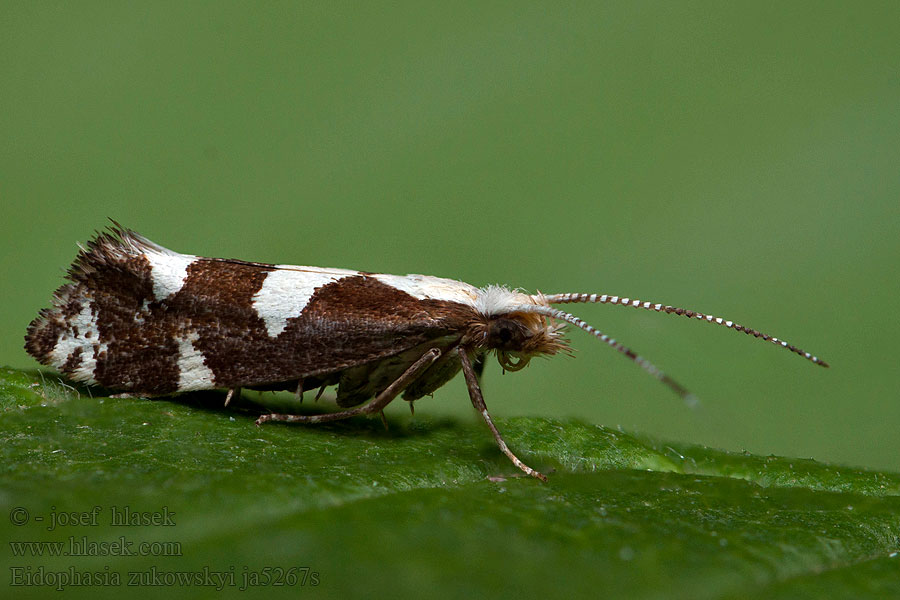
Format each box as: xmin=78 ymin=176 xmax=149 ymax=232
xmin=489 ymin=318 xmax=527 ymax=350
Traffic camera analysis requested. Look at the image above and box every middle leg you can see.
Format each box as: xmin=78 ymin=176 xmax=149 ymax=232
xmin=256 ymin=348 xmax=442 ymax=426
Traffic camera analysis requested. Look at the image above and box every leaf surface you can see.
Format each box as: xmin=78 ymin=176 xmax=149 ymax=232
xmin=1 ymin=367 xmax=897 ymax=599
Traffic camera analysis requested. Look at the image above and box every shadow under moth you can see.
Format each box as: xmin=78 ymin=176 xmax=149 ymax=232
xmin=25 ymin=224 xmax=827 ymax=481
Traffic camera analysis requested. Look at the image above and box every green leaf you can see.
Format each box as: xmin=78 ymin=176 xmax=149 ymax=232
xmin=1 ymin=367 xmax=898 ymax=599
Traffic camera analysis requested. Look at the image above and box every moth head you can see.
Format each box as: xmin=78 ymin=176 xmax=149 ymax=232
xmin=473 ymin=286 xmax=569 ymax=371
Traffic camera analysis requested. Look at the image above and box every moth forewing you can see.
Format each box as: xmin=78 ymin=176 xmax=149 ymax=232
xmin=25 ymin=224 xmax=827 ymax=481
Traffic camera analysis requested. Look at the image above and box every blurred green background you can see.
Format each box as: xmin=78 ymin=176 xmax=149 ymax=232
xmin=2 ymin=1 xmax=897 ymax=472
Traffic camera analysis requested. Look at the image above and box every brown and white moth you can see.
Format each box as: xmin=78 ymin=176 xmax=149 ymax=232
xmin=25 ymin=224 xmax=827 ymax=481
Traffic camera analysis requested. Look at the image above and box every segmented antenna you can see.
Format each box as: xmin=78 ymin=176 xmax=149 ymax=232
xmin=541 ymin=292 xmax=828 ymax=368
xmin=516 ymin=304 xmax=697 ymax=403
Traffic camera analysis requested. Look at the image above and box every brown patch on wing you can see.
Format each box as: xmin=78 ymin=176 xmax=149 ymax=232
xmin=61 ymin=346 xmax=83 ymax=374
xmin=25 ymin=304 xmax=67 ymax=362
xmin=286 ymin=277 xmax=473 ymax=373
xmin=167 ymin=259 xmax=274 ymax=386
xmin=88 ymin=246 xmax=182 ymax=394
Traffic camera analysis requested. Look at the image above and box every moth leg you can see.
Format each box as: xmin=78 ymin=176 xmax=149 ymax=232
xmin=224 ymin=387 xmax=242 ymax=407
xmin=314 ymin=384 xmax=326 ymax=402
xmin=295 ymin=379 xmax=304 ymax=404
xmin=457 ymin=347 xmax=547 ymax=482
xmin=256 ymin=348 xmax=441 ymax=425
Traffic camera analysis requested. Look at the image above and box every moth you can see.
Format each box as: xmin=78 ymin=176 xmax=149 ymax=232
xmin=25 ymin=224 xmax=827 ymax=481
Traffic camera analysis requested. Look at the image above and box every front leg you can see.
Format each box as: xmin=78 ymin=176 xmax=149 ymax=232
xmin=457 ymin=347 xmax=547 ymax=482
xmin=256 ymin=348 xmax=441 ymax=425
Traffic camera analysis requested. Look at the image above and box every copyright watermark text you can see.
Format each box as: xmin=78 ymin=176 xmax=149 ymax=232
xmin=6 ymin=504 xmax=321 ymax=590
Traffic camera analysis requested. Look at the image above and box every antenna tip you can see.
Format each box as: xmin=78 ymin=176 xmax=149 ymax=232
xmin=683 ymin=393 xmax=700 ymax=409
